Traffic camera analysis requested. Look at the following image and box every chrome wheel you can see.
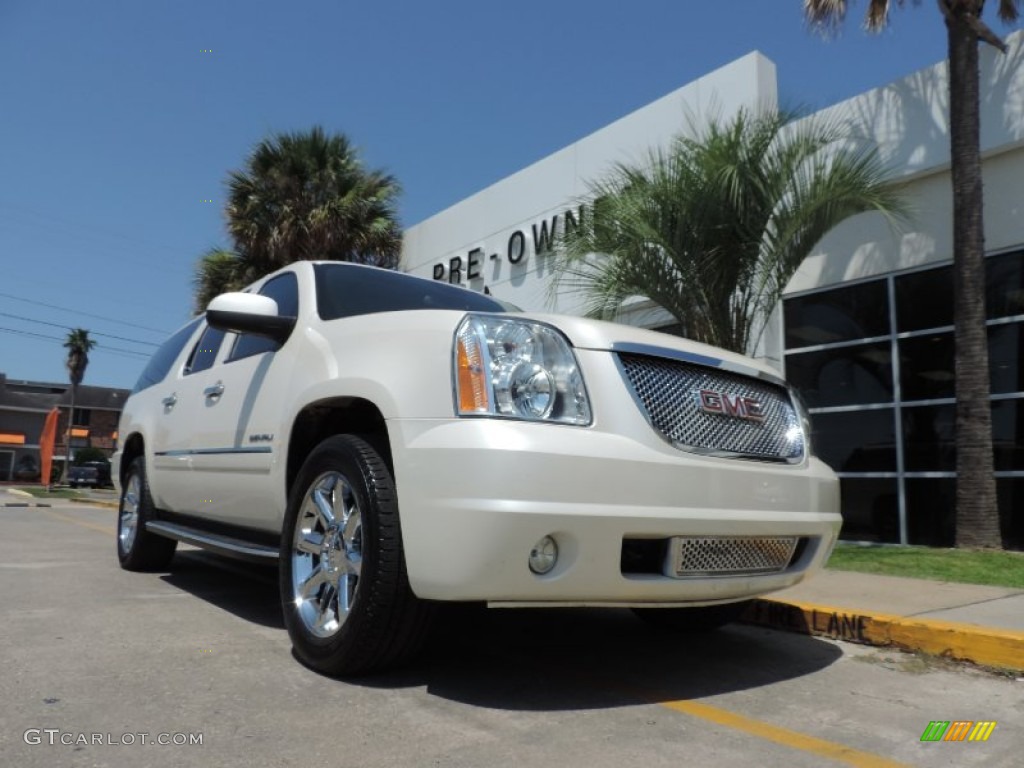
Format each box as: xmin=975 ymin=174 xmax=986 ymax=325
xmin=291 ymin=471 xmax=363 ymax=638
xmin=119 ymin=472 xmax=141 ymax=554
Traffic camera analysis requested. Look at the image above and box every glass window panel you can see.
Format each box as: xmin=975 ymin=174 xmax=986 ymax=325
xmin=899 ymin=332 xmax=954 ymax=401
xmin=987 ymin=250 xmax=1024 ymax=320
xmin=902 ymin=404 xmax=956 ymax=472
xmin=837 ymin=478 xmax=900 ymax=543
xmin=230 ymin=272 xmax=299 ymax=362
xmin=992 ymin=399 xmax=1024 ymax=471
xmin=812 ymin=409 xmax=896 ymax=472
xmin=998 ymin=478 xmax=1024 ymax=550
xmin=783 ymin=280 xmax=889 ymax=348
xmin=989 ymin=322 xmax=1024 ymax=394
xmin=786 ymin=342 xmax=893 ymax=408
xmin=905 ymin=479 xmax=956 ymax=547
xmin=895 ymin=265 xmax=953 ymax=332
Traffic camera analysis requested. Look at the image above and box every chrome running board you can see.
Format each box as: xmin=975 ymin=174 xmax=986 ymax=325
xmin=146 ymin=521 xmax=279 ymax=563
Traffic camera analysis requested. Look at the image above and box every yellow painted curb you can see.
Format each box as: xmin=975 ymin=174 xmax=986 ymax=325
xmin=68 ymin=497 xmax=119 ymax=510
xmin=744 ymin=599 xmax=1024 ymax=674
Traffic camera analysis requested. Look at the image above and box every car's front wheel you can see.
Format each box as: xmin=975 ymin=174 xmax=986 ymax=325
xmin=280 ymin=435 xmax=433 ymax=677
xmin=632 ymin=600 xmax=752 ymax=632
xmin=117 ymin=456 xmax=177 ymax=571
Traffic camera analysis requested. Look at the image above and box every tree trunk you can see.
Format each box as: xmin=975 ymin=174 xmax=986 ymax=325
xmin=946 ymin=8 xmax=1001 ymax=548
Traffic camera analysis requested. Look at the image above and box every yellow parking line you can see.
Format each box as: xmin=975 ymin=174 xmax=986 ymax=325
xmin=40 ymin=507 xmax=114 ymax=537
xmin=657 ymin=697 xmax=910 ymax=767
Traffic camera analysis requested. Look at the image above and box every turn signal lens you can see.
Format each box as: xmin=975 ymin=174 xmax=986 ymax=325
xmin=456 ymin=323 xmax=490 ymax=414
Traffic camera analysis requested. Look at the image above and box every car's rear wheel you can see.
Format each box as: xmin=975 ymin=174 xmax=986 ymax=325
xmin=280 ymin=434 xmax=433 ymax=677
xmin=631 ymin=600 xmax=752 ymax=632
xmin=117 ymin=456 xmax=177 ymax=571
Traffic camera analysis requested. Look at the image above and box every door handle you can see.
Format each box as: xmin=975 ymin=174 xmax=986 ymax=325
xmin=161 ymin=393 xmax=177 ymax=409
xmin=204 ymin=382 xmax=225 ymax=399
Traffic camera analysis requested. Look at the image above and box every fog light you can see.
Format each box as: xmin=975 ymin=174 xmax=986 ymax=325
xmin=528 ymin=535 xmax=558 ymax=575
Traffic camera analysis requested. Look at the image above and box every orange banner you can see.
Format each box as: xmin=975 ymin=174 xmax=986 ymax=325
xmin=39 ymin=407 xmax=60 ymax=485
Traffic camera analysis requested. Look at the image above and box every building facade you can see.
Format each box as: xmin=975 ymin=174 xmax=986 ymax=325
xmin=0 ymin=373 xmax=128 ymax=482
xmin=400 ymin=37 xmax=1024 ymax=547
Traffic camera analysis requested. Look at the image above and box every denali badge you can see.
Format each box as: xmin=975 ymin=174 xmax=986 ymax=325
xmin=696 ymin=389 xmax=764 ymax=422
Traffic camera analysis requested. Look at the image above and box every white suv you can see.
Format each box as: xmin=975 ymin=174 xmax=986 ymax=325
xmin=114 ymin=261 xmax=841 ymax=675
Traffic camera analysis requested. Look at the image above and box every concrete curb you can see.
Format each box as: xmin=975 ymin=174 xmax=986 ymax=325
xmin=745 ymin=598 xmax=1024 ymax=674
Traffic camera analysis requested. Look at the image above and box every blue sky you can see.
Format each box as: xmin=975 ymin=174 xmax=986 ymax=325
xmin=1 ymin=1 xmax=1018 ymax=388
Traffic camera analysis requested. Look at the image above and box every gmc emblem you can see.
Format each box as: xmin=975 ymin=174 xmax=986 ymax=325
xmin=696 ymin=389 xmax=764 ymax=422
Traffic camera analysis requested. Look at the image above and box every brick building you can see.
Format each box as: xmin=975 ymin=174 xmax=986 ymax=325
xmin=0 ymin=372 xmax=129 ymax=482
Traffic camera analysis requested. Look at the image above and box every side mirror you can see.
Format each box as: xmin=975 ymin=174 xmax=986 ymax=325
xmin=206 ymin=293 xmax=296 ymax=344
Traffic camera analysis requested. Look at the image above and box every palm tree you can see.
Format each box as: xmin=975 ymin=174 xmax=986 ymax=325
xmin=553 ymin=107 xmax=908 ymax=356
xmin=803 ymin=1 xmax=1018 ymax=550
xmin=192 ymin=127 xmax=403 ymax=312
xmin=62 ymin=328 xmax=96 ymax=483
xmin=192 ymin=247 xmax=253 ymax=314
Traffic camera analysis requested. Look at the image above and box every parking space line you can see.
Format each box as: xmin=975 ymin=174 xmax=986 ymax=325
xmin=39 ymin=507 xmax=114 ymax=537
xmin=656 ymin=697 xmax=910 ymax=767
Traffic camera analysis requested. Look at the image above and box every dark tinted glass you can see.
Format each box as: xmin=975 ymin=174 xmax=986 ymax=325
xmin=230 ymin=272 xmax=299 ymax=361
xmin=837 ymin=478 xmax=900 ymax=543
xmin=902 ymin=403 xmax=955 ymax=472
xmin=184 ymin=325 xmax=226 ymax=375
xmin=786 ymin=342 xmax=893 ymax=408
xmin=315 ymin=263 xmax=513 ymax=321
xmin=894 ymin=265 xmax=952 ymax=332
xmin=990 ymin=322 xmax=1024 ymax=394
xmin=987 ymin=250 xmax=1024 ymax=320
xmin=992 ymin=399 xmax=1024 ymax=471
xmin=812 ymin=408 xmax=896 ymax=472
xmin=905 ymin=479 xmax=956 ymax=547
xmin=132 ymin=319 xmax=201 ymax=393
xmin=899 ymin=332 xmax=954 ymax=401
xmin=999 ymin=478 xmax=1024 ymax=549
xmin=783 ymin=279 xmax=888 ymax=348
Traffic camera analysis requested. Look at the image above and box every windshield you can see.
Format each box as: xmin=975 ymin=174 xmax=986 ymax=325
xmin=314 ymin=263 xmax=518 ymax=320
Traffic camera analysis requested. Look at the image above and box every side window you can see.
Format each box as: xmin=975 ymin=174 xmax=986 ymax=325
xmin=132 ymin=319 xmax=202 ymax=393
xmin=184 ymin=325 xmax=227 ymax=376
xmin=228 ymin=272 xmax=299 ymax=362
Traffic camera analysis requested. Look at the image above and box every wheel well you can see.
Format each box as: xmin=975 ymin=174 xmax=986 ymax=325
xmin=286 ymin=398 xmax=392 ymax=496
xmin=121 ymin=433 xmax=145 ymax=485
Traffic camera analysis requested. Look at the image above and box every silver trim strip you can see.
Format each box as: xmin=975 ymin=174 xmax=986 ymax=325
xmin=610 ymin=341 xmax=790 ymax=389
xmin=154 ymin=447 xmax=272 ymax=456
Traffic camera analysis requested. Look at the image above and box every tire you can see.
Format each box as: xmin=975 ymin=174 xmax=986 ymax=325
xmin=632 ymin=600 xmax=752 ymax=632
xmin=117 ymin=456 xmax=177 ymax=571
xmin=280 ymin=434 xmax=433 ymax=677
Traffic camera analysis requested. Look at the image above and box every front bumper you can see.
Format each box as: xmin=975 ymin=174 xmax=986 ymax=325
xmin=389 ymin=417 xmax=841 ymax=605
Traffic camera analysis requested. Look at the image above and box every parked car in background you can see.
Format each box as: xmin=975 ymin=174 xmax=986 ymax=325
xmin=68 ymin=465 xmax=99 ymax=488
xmin=82 ymin=459 xmax=113 ymax=488
xmin=113 ymin=262 xmax=841 ymax=676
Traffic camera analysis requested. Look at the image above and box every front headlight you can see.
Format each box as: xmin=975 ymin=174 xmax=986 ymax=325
xmin=453 ymin=314 xmax=591 ymax=425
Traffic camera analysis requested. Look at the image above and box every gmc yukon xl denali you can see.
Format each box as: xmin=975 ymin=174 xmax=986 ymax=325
xmin=113 ymin=261 xmax=841 ymax=675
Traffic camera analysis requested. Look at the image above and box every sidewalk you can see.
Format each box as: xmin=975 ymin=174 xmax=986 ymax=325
xmin=4 ymin=487 xmax=1023 ymax=672
xmin=746 ymin=569 xmax=1024 ymax=674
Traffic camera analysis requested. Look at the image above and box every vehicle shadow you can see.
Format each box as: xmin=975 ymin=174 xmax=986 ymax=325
xmin=159 ymin=549 xmax=284 ymax=630
xmin=159 ymin=553 xmax=844 ymax=711
xmin=373 ymin=604 xmax=844 ymax=711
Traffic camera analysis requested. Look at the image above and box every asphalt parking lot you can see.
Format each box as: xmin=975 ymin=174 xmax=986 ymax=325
xmin=1 ymin=501 xmax=1020 ymax=767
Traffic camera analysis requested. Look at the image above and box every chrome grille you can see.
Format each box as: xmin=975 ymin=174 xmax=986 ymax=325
xmin=670 ymin=536 xmax=798 ymax=577
xmin=617 ymin=352 xmax=804 ymax=462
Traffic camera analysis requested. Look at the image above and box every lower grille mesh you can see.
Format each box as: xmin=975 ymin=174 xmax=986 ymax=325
xmin=671 ymin=536 xmax=798 ymax=577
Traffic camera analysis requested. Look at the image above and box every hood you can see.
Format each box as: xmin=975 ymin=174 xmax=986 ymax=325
xmin=517 ymin=313 xmax=783 ymax=380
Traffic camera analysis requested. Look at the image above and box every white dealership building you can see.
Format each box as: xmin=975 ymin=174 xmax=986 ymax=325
xmin=400 ymin=36 xmax=1024 ymax=547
